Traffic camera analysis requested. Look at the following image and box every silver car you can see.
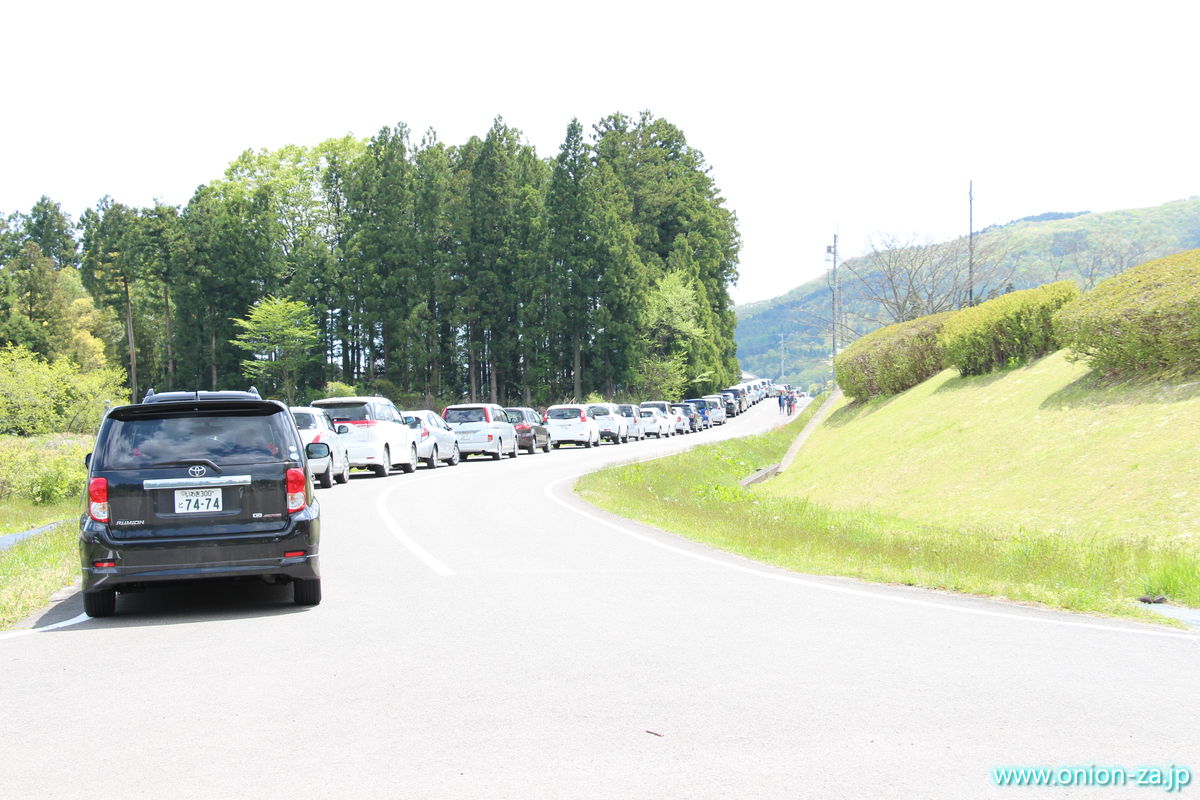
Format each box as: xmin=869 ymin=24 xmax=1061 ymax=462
xmin=615 ymin=404 xmax=646 ymax=440
xmin=403 ymin=409 xmax=462 ymax=468
xmin=290 ymin=406 xmax=351 ymax=488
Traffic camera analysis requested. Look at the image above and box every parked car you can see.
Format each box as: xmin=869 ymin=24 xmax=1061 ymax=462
xmin=639 ymin=400 xmax=674 ymax=429
xmin=669 ymin=403 xmax=697 ymax=434
xmin=701 ymin=395 xmax=728 ymax=425
xmin=402 ymin=409 xmax=461 ymax=468
xmin=312 ymin=396 xmax=417 ymax=477
xmin=546 ymin=403 xmax=600 ymax=448
xmin=504 ymin=406 xmax=551 ymax=454
xmin=615 ymin=404 xmax=646 ymax=440
xmin=591 ymin=402 xmax=628 ymax=444
xmin=683 ymin=398 xmax=713 ymax=430
xmin=639 ymin=407 xmax=671 ymax=437
xmin=290 ymin=406 xmax=351 ymax=488
xmin=442 ymin=403 xmax=518 ymax=460
xmin=80 ymin=390 xmax=324 ymax=617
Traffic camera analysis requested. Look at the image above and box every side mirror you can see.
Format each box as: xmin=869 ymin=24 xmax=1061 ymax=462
xmin=84 ymin=452 xmax=92 ymax=468
xmin=336 ymin=424 xmax=349 ymax=435
xmin=306 ymin=442 xmax=332 ymax=460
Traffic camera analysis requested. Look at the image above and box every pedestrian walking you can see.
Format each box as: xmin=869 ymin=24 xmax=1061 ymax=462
xmin=778 ymin=392 xmax=786 ymax=414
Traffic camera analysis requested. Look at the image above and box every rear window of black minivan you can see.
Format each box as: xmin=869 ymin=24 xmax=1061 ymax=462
xmin=96 ymin=411 xmax=292 ymax=469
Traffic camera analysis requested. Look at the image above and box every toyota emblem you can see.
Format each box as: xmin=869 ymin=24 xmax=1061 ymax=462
xmin=188 ymin=465 xmax=207 ymax=477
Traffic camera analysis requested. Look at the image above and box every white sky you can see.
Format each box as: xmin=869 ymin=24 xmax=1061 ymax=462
xmin=4 ymin=0 xmax=1199 ymax=305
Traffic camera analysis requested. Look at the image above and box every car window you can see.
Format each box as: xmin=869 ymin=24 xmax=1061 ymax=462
xmin=316 ymin=402 xmax=371 ymax=422
xmin=589 ymin=406 xmax=610 ymax=417
xmin=97 ymin=413 xmax=288 ymax=468
xmin=292 ymin=412 xmax=318 ymax=430
xmin=445 ymin=408 xmax=486 ymax=424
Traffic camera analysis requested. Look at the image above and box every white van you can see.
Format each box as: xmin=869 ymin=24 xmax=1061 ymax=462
xmin=313 ymin=396 xmax=417 ymax=477
xmin=546 ymin=404 xmax=600 ymax=448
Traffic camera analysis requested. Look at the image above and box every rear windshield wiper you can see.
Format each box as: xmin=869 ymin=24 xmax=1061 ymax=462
xmin=150 ymin=459 xmax=222 ymax=473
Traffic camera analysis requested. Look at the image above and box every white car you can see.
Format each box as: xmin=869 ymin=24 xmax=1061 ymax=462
xmin=442 ymin=403 xmax=518 ymax=460
xmin=615 ymin=404 xmax=646 ymax=440
xmin=668 ymin=403 xmax=694 ymax=434
xmin=546 ymin=404 xmax=601 ymax=448
xmin=402 ymin=409 xmax=461 ymax=468
xmin=312 ymin=396 xmax=417 ymax=477
xmin=590 ymin=402 xmax=629 ymax=444
xmin=701 ymin=395 xmax=728 ymax=425
xmin=639 ymin=407 xmax=671 ymax=438
xmin=290 ymin=406 xmax=351 ymax=488
xmin=639 ymin=401 xmax=675 ymax=435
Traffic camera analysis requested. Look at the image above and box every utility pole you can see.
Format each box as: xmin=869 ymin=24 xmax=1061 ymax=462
xmin=826 ymin=234 xmax=839 ymax=361
xmin=778 ymin=332 xmax=786 ymax=380
xmin=967 ymin=180 xmax=975 ymax=307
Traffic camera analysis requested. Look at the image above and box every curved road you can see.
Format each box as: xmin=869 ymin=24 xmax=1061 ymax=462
xmin=2 ymin=400 xmax=1196 ymax=798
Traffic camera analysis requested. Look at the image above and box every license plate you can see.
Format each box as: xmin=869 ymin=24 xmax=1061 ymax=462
xmin=175 ymin=488 xmax=222 ymax=513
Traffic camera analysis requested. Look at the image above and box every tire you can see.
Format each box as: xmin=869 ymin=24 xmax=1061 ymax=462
xmin=525 ymin=439 xmax=536 ymax=455
xmin=83 ymin=589 xmax=116 ymax=618
xmin=552 ymin=442 xmax=561 ymax=450
xmin=318 ymin=463 xmax=333 ymax=489
xmin=584 ymin=437 xmax=593 ymax=449
xmin=401 ymin=444 xmax=418 ymax=473
xmin=492 ymin=440 xmax=503 ymax=460
xmin=509 ymin=438 xmax=519 ymax=458
xmin=448 ymin=444 xmax=461 ymax=466
xmin=294 ymin=578 xmax=322 ymax=606
xmin=335 ymin=458 xmax=350 ymax=484
xmin=425 ymin=445 xmax=439 ymax=469
xmin=542 ymin=437 xmax=551 ymax=453
xmin=374 ymin=448 xmax=390 ymax=477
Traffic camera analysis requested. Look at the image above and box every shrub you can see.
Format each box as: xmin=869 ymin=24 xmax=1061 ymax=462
xmin=939 ymin=281 xmax=1079 ymax=376
xmin=0 ymin=346 xmax=127 ymax=435
xmin=0 ymin=434 xmax=90 ymax=505
xmin=835 ymin=311 xmax=956 ymax=402
xmin=1054 ymin=249 xmax=1200 ymax=377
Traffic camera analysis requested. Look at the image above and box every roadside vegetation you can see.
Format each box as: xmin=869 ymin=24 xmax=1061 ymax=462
xmin=0 ymin=521 xmax=77 ymax=629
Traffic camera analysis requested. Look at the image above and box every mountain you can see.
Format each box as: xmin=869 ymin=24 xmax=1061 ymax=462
xmin=735 ymin=196 xmax=1200 ymax=389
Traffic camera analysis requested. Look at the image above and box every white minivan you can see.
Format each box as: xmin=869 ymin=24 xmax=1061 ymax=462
xmin=313 ymin=395 xmax=418 ymax=477
xmin=546 ymin=404 xmax=600 ymax=448
xmin=442 ymin=403 xmax=518 ymax=460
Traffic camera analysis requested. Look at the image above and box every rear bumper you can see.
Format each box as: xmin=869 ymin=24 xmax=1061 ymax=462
xmin=346 ymin=441 xmax=386 ymax=468
xmin=79 ymin=508 xmax=320 ymax=593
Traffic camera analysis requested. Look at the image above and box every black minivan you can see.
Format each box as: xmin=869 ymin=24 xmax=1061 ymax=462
xmin=79 ymin=391 xmax=326 ymax=617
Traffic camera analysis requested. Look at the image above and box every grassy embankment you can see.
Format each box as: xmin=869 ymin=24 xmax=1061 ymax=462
xmin=0 ymin=434 xmax=89 ymax=629
xmin=577 ymin=353 xmax=1200 ymax=622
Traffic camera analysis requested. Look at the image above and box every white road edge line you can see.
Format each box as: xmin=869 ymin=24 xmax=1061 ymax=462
xmin=376 ymin=474 xmax=455 ymax=576
xmin=545 ymin=473 xmax=1197 ymax=641
xmin=0 ymin=613 xmax=91 ymax=642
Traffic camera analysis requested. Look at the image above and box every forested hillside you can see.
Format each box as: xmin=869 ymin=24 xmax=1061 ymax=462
xmin=737 ymin=196 xmax=1200 ymax=388
xmin=0 ymin=112 xmax=740 ymax=408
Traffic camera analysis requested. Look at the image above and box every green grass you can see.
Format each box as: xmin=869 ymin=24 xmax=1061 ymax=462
xmin=0 ymin=497 xmax=79 ymax=536
xmin=577 ymin=381 xmax=1197 ymax=623
xmin=0 ymin=521 xmax=78 ymax=630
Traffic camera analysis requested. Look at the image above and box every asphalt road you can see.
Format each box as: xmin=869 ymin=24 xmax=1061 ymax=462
xmin=2 ymin=399 xmax=1196 ymax=799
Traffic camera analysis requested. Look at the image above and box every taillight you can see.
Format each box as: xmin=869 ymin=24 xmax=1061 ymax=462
xmin=515 ymin=423 xmax=530 ymax=431
xmin=421 ymin=427 xmax=430 ymax=440
xmin=579 ymin=413 xmax=587 ymax=422
xmin=89 ymin=477 xmax=109 ymax=522
xmin=348 ymin=420 xmax=376 ymax=428
xmin=286 ymin=468 xmax=307 ymax=512
xmin=311 ymin=432 xmax=322 ymax=443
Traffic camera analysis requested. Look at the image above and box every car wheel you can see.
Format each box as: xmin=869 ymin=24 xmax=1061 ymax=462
xmin=401 ymin=444 xmax=418 ymax=473
xmin=492 ymin=440 xmax=503 ymax=460
xmin=509 ymin=438 xmax=519 ymax=458
xmin=584 ymin=437 xmax=592 ymax=448
xmin=448 ymin=444 xmax=461 ymax=466
xmin=542 ymin=438 xmax=551 ymax=453
xmin=318 ymin=462 xmax=334 ymax=489
xmin=83 ymin=589 xmax=116 ymax=618
xmin=374 ymin=448 xmax=390 ymax=477
xmin=525 ymin=439 xmax=536 ymax=455
xmin=294 ymin=578 xmax=322 ymax=606
xmin=425 ymin=445 xmax=439 ymax=469
xmin=552 ymin=442 xmax=561 ymax=449
xmin=335 ymin=458 xmax=350 ymax=484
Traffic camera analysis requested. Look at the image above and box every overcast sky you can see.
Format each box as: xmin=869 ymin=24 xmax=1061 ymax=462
xmin=4 ymin=0 xmax=1198 ymax=305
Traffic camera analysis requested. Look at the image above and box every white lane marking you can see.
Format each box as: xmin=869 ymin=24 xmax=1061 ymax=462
xmin=375 ymin=474 xmax=455 ymax=576
xmin=0 ymin=612 xmax=91 ymax=641
xmin=544 ymin=473 xmax=1197 ymax=641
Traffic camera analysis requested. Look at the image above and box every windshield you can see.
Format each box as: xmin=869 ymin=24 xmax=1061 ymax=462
xmin=315 ymin=402 xmax=370 ymax=422
xmin=445 ymin=408 xmax=487 ymax=424
xmin=548 ymin=407 xmax=582 ymax=420
xmin=97 ymin=413 xmax=290 ymax=468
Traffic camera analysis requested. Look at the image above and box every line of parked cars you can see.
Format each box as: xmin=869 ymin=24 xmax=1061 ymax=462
xmin=76 ymin=381 xmax=777 ymax=617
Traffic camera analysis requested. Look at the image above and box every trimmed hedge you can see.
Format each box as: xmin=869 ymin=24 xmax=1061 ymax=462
xmin=1054 ymin=249 xmax=1200 ymax=377
xmin=939 ymin=281 xmax=1079 ymax=376
xmin=835 ymin=311 xmax=956 ymax=402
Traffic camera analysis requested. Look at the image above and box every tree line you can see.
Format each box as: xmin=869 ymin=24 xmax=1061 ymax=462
xmin=0 ymin=112 xmax=741 ymax=407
